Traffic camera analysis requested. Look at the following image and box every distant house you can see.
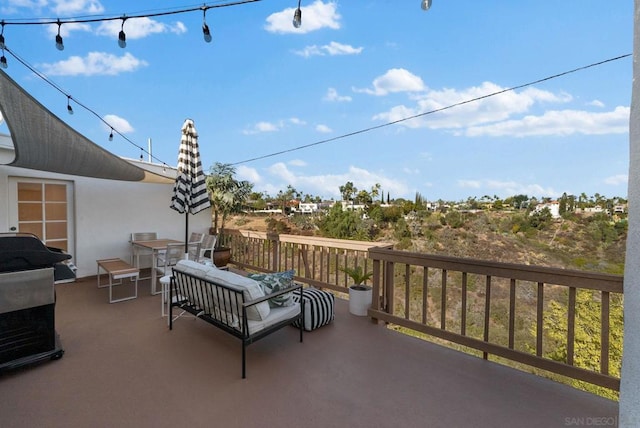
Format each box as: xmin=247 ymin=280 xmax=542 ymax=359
xmin=584 ymin=205 xmax=605 ymax=213
xmin=531 ymin=201 xmax=561 ymax=219
xmin=341 ymin=201 xmax=367 ymax=211
xmin=299 ymin=203 xmax=318 ymax=214
xmin=614 ymin=204 xmax=627 ymax=214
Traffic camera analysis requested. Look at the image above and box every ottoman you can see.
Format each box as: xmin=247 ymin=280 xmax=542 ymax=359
xmin=292 ymin=287 xmax=334 ymax=331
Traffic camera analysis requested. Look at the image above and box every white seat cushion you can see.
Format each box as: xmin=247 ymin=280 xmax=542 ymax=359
xmin=247 ymin=304 xmax=300 ymax=335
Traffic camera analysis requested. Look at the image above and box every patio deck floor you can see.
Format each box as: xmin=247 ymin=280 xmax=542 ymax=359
xmin=0 ymin=274 xmax=618 ymax=428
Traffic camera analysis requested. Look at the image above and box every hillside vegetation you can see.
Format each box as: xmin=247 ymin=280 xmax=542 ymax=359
xmin=230 ymin=209 xmax=627 ymax=275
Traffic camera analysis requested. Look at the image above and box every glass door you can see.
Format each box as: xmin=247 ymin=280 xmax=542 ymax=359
xmin=8 ymin=177 xmax=74 ymax=254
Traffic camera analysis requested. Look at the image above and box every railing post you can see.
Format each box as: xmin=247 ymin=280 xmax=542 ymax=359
xmin=267 ymin=232 xmax=279 ymax=271
xmin=371 ymin=258 xmax=381 ymax=322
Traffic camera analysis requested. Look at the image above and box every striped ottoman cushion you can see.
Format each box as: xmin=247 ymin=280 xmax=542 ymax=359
xmin=292 ymin=288 xmax=334 ymax=331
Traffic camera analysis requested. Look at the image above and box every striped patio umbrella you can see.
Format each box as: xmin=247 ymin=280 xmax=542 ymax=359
xmin=170 ymin=119 xmax=211 ymax=245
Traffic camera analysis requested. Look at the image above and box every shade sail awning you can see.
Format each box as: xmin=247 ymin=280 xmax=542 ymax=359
xmin=0 ymin=70 xmax=173 ymax=184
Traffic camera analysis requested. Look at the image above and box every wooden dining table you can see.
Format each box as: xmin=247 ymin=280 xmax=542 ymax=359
xmin=131 ymin=239 xmax=183 ymax=295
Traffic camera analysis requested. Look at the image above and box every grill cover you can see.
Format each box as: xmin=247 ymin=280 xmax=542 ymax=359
xmin=0 ymin=234 xmax=71 ymax=275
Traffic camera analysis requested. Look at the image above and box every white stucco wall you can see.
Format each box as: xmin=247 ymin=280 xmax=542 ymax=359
xmin=620 ymin=3 xmax=640 ymax=425
xmin=0 ymin=164 xmax=212 ymax=278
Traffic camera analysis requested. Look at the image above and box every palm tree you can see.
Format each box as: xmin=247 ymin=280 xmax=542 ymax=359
xmin=205 ymin=163 xmax=252 ymax=236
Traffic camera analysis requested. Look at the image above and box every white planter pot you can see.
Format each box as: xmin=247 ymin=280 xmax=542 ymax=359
xmin=348 ymin=285 xmax=373 ymax=316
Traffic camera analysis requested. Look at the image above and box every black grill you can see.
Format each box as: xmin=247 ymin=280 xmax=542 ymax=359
xmin=0 ymin=233 xmax=69 ymax=372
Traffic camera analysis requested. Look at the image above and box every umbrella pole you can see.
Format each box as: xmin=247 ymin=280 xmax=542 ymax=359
xmin=185 ymin=213 xmax=189 ymax=259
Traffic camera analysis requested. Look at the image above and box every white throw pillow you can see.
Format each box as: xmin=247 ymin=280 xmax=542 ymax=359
xmin=202 ymin=269 xmax=270 ymax=321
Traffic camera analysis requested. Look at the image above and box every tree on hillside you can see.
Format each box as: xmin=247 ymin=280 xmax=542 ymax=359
xmin=276 ymin=185 xmax=299 ymax=215
xmin=206 ymin=163 xmax=252 ymax=234
xmin=559 ymin=192 xmax=568 ymax=215
xmin=339 ymin=181 xmax=357 ymax=202
xmin=318 ymin=203 xmax=371 ymax=240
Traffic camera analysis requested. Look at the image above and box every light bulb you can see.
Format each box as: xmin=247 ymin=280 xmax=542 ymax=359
xmin=118 ymin=30 xmax=126 ymax=48
xmin=0 ymin=34 xmax=5 ymax=50
xmin=67 ymin=104 xmax=73 ymax=115
xmin=203 ymin=23 xmax=212 ymax=43
xmin=109 ymin=130 xmax=113 ymax=141
xmin=421 ymin=0 xmax=432 ymax=11
xmin=55 ymin=34 xmax=64 ymax=51
xmin=0 ymin=55 xmax=7 ymax=69
xmin=55 ymin=21 xmax=64 ymax=51
xmin=293 ymin=8 xmax=302 ymax=28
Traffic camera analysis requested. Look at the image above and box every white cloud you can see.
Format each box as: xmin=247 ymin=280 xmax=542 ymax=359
xmin=458 ymin=180 xmax=481 ymax=189
xmin=52 ymin=0 xmax=104 ymax=15
xmin=316 ymin=124 xmax=332 ymax=133
xmin=102 ymin=114 xmax=134 ymax=133
xmin=294 ymin=41 xmax=362 ymax=57
xmin=258 ymin=163 xmax=408 ymax=200
xmin=268 ymin=162 xmax=297 ymax=183
xmin=324 ymin=88 xmax=351 ymax=102
xmin=588 ymin=99 xmax=605 ymax=108
xmin=38 ymin=52 xmax=148 ymax=76
xmin=463 ymin=106 xmax=630 ymax=137
xmin=288 ymin=159 xmax=307 ymax=167
xmin=289 ymin=117 xmax=306 ymax=126
xmin=369 ymin=80 xmax=629 ymax=139
xmin=96 ymin=17 xmax=186 ymax=40
xmin=243 ymin=118 xmax=307 ymax=135
xmin=458 ymin=179 xmax=559 ymax=198
xmin=604 ymin=174 xmax=629 ymax=185
xmin=1 ymin=0 xmax=47 ymax=14
xmin=403 ymin=168 xmax=420 ymax=175
xmin=46 ymin=21 xmax=92 ymax=38
xmin=236 ymin=165 xmax=261 ymax=183
xmin=265 ymin=0 xmax=341 ymax=34
xmin=242 ymin=121 xmax=280 ymax=135
xmin=374 ymin=82 xmax=572 ymax=129
xmin=354 ymin=68 xmax=426 ymax=96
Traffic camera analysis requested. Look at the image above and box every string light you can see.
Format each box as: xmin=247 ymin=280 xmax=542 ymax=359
xmin=109 ymin=129 xmax=114 ymax=141
xmin=66 ymin=95 xmax=73 ymax=115
xmin=202 ymin=7 xmax=212 ymax=43
xmin=118 ymin=17 xmax=127 ymax=48
xmin=0 ymin=22 xmax=5 ymax=50
xmin=3 ymin=45 xmax=174 ymax=166
xmin=55 ymin=20 xmax=64 ymax=51
xmin=139 ymin=149 xmax=144 ymax=160
xmin=292 ymin=0 xmax=302 ymax=28
xmin=0 ymin=52 xmax=7 ymax=69
xmin=421 ymin=0 xmax=432 ymax=11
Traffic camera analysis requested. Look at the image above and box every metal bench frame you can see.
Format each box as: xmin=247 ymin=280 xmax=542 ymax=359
xmin=169 ymin=268 xmax=304 ymax=378
xmin=96 ymin=258 xmax=139 ymax=303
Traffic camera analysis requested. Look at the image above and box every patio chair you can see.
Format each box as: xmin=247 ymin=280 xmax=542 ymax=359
xmin=130 ymin=232 xmax=157 ymax=278
xmin=187 ymin=232 xmax=204 ymax=262
xmin=199 ymin=234 xmax=217 ymax=264
xmin=156 ymin=242 xmax=186 ymax=321
xmin=156 ymin=242 xmax=185 ymax=285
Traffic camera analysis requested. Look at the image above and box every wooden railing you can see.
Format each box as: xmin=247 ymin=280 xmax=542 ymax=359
xmin=220 ymin=229 xmax=623 ymax=391
xmin=368 ymin=247 xmax=623 ymax=391
xmin=220 ymin=228 xmax=392 ymax=293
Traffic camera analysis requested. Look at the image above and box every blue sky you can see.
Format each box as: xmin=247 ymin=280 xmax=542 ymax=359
xmin=0 ymin=0 xmax=633 ymax=201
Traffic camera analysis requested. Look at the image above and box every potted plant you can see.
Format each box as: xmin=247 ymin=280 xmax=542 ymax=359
xmin=205 ymin=163 xmax=252 ymax=267
xmin=341 ymin=266 xmax=374 ymax=316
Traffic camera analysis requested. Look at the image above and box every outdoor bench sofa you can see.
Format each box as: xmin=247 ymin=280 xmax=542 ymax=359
xmin=169 ymin=260 xmax=304 ymax=378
